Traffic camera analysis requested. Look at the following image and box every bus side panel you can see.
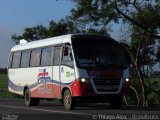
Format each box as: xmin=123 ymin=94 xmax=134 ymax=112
xmin=8 ymin=67 xmax=55 ymax=98
xmin=8 ymin=68 xmax=27 ymax=95
xmin=52 ymin=66 xmax=61 ymax=98
xmin=29 ymin=67 xmax=54 ymax=98
xmin=60 ymin=65 xmax=77 ymax=96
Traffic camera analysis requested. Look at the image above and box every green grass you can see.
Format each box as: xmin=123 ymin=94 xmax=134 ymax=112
xmin=0 ymin=89 xmax=22 ymax=98
xmin=0 ymin=74 xmax=22 ymax=98
xmin=0 ymin=74 xmax=8 ymax=89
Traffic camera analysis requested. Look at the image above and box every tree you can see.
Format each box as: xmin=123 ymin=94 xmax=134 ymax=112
xmin=11 ymin=19 xmax=82 ymax=43
xmin=0 ymin=68 xmax=7 ymax=74
xmin=11 ymin=18 xmax=109 ymax=43
xmin=11 ymin=25 xmax=48 ymax=44
xmin=70 ymin=0 xmax=160 ymax=106
xmin=120 ymin=5 xmax=160 ymax=106
xmin=70 ymin=0 xmax=116 ymax=33
xmin=115 ymin=0 xmax=160 ymax=39
xmin=71 ymin=0 xmax=160 ymax=39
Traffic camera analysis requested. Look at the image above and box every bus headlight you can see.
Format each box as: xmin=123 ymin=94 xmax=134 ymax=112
xmin=123 ymin=77 xmax=130 ymax=82
xmin=79 ymin=78 xmax=87 ymax=83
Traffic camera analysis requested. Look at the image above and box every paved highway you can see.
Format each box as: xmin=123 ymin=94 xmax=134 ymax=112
xmin=0 ymin=99 xmax=159 ymax=120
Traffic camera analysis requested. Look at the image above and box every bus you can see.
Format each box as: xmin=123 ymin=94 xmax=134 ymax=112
xmin=8 ymin=34 xmax=130 ymax=110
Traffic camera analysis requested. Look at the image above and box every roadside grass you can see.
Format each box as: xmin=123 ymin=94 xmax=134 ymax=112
xmin=0 ymin=74 xmax=22 ymax=98
xmin=0 ymin=74 xmax=7 ymax=89
xmin=0 ymin=89 xmax=22 ymax=98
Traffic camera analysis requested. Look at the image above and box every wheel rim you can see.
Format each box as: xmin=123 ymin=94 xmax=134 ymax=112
xmin=64 ymin=94 xmax=71 ymax=108
xmin=25 ymin=90 xmax=30 ymax=105
xmin=26 ymin=93 xmax=29 ymax=101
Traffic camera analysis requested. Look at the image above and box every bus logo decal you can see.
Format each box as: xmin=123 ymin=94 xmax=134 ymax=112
xmin=38 ymin=68 xmax=52 ymax=93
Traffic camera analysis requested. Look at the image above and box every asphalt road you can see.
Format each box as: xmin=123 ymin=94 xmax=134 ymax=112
xmin=0 ymin=99 xmax=159 ymax=120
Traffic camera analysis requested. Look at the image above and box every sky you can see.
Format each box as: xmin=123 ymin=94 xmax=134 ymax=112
xmin=0 ymin=0 xmax=75 ymax=68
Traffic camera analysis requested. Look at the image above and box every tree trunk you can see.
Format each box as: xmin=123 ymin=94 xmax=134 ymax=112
xmin=130 ymin=85 xmax=140 ymax=106
xmin=123 ymin=44 xmax=147 ymax=106
xmin=135 ymin=65 xmax=147 ymax=106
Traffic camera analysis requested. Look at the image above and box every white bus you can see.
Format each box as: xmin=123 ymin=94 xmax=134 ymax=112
xmin=8 ymin=34 xmax=130 ymax=110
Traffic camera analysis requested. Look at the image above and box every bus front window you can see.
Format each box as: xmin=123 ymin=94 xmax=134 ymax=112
xmin=74 ymin=45 xmax=129 ymax=69
xmin=96 ymin=48 xmax=110 ymax=64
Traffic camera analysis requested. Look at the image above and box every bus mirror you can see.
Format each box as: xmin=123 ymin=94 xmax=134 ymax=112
xmin=63 ymin=46 xmax=68 ymax=56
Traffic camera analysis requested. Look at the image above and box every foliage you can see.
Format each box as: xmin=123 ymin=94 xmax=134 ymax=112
xmin=125 ymin=76 xmax=160 ymax=106
xmin=11 ymin=18 xmax=110 ymax=43
xmin=70 ymin=0 xmax=117 ymax=31
xmin=11 ymin=19 xmax=81 ymax=44
xmin=147 ymin=78 xmax=160 ymax=105
xmin=0 ymin=68 xmax=7 ymax=74
xmin=125 ymin=3 xmax=160 ymax=106
xmin=71 ymin=0 xmax=160 ymax=39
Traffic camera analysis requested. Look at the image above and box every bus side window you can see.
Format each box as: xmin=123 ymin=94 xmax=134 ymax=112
xmin=41 ymin=47 xmax=52 ymax=66
xmin=30 ymin=48 xmax=41 ymax=67
xmin=53 ymin=47 xmax=61 ymax=66
xmin=8 ymin=53 xmax=13 ymax=68
xmin=12 ymin=51 xmax=21 ymax=68
xmin=21 ymin=50 xmax=30 ymax=68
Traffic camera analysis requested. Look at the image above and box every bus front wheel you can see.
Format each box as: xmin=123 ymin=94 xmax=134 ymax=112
xmin=63 ymin=89 xmax=76 ymax=110
xmin=24 ymin=88 xmax=40 ymax=106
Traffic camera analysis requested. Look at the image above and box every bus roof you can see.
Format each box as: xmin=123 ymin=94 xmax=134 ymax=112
xmin=10 ymin=34 xmax=117 ymax=52
xmin=11 ymin=34 xmax=72 ymax=52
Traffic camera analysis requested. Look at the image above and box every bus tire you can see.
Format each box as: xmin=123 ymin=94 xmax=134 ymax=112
xmin=24 ymin=88 xmax=40 ymax=106
xmin=109 ymin=95 xmax=122 ymax=109
xmin=63 ymin=89 xmax=76 ymax=110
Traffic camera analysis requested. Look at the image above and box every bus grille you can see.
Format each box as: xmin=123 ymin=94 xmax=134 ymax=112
xmin=92 ymin=78 xmax=121 ymax=92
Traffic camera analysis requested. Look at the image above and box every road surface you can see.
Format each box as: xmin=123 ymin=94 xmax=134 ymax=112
xmin=0 ymin=99 xmax=159 ymax=120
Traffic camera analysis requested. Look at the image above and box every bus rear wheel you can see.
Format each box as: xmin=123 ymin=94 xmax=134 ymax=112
xmin=24 ymin=88 xmax=40 ymax=106
xmin=63 ymin=89 xmax=76 ymax=110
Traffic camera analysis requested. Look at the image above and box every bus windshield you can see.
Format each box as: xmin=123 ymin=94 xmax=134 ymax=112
xmin=72 ymin=35 xmax=130 ymax=69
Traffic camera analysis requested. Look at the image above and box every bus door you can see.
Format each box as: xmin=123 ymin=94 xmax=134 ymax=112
xmin=52 ymin=46 xmax=62 ymax=98
xmin=60 ymin=44 xmax=75 ymax=91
